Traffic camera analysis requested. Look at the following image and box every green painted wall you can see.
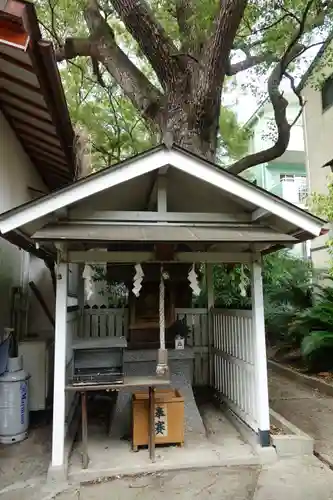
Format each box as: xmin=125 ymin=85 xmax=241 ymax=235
xmin=265 ymin=162 xmax=306 ymax=191
xmin=249 ymin=161 xmax=306 ymax=192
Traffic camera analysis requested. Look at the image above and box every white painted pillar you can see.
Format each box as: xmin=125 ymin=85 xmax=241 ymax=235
xmin=51 ymin=261 xmax=68 ymax=468
xmin=206 ymin=264 xmax=214 ymax=386
xmin=251 ymin=254 xmax=270 ymax=446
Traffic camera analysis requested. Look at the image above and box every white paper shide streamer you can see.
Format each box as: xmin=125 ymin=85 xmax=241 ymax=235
xmin=132 ymin=263 xmax=144 ymax=297
xmin=82 ymin=264 xmax=94 ymax=300
xmin=82 ymin=248 xmax=107 ymax=301
xmin=239 ymin=264 xmax=247 ymax=297
xmin=188 ymin=264 xmax=201 ymax=297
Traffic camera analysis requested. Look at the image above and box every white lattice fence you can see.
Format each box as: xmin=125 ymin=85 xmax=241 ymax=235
xmin=212 ymin=309 xmax=257 ymax=431
xmin=81 ymin=307 xmax=128 ymax=338
xmin=176 ymin=308 xmax=209 ymax=386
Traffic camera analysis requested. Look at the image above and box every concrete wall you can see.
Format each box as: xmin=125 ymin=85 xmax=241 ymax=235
xmin=302 ymin=45 xmax=333 ymax=270
xmin=0 ymin=110 xmax=53 ymax=336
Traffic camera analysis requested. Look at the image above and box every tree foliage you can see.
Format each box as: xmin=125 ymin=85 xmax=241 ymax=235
xmin=291 ymin=281 xmax=333 ymax=371
xmin=36 ymin=0 xmax=333 ymax=170
xmin=308 ymin=175 xmax=332 ymax=271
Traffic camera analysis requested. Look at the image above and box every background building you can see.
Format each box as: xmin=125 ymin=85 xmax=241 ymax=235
xmin=245 ymin=93 xmax=308 ymax=257
xmin=299 ymin=37 xmax=333 ymax=272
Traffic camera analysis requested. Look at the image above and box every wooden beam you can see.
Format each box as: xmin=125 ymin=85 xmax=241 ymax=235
xmin=29 ymin=281 xmax=55 ymax=328
xmin=66 ymin=250 xmax=252 ymax=264
xmin=11 ymin=116 xmax=57 ymax=138
xmin=146 ymin=166 xmax=169 ymax=210
xmin=2 ymin=101 xmax=53 ymax=124
xmin=157 ymin=174 xmax=167 ymax=213
xmin=24 ymin=143 xmax=68 ymax=166
xmin=67 ymin=210 xmax=252 ymax=223
xmin=0 ymin=70 xmax=40 ymax=93
xmin=0 ymin=87 xmax=48 ymax=112
xmin=14 ymin=125 xmax=61 ymax=147
xmin=146 ymin=173 xmax=157 ymax=210
xmin=21 ymin=135 xmax=64 ymax=156
xmin=0 ymin=52 xmax=34 ymax=73
xmin=251 ymin=208 xmax=270 ymax=222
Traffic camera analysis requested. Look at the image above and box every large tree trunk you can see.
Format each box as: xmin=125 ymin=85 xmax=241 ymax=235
xmin=56 ymin=0 xmax=304 ymax=172
xmin=160 ymin=93 xmax=220 ymax=161
xmin=81 ymin=0 xmax=242 ymax=163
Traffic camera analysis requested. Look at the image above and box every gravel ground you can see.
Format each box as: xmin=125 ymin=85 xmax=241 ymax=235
xmin=0 ymin=412 xmax=52 ymax=491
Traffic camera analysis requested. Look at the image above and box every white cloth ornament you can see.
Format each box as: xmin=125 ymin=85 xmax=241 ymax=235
xmin=239 ymin=265 xmax=247 ymax=298
xmin=82 ymin=264 xmax=93 ymax=300
xmin=132 ymin=263 xmax=144 ymax=297
xmin=188 ymin=264 xmax=201 ymax=297
xmin=82 ymin=248 xmax=108 ymax=302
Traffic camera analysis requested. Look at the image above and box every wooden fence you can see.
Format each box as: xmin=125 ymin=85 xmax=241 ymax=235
xmin=176 ymin=308 xmax=209 ymax=386
xmin=211 ymin=309 xmax=257 ymax=431
xmin=79 ymin=306 xmax=209 ymax=386
xmin=81 ymin=307 xmax=128 ymax=338
xmin=77 ymin=306 xmax=258 ymax=405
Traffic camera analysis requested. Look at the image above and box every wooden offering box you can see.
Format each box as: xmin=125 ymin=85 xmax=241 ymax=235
xmin=132 ymin=389 xmax=184 ymax=449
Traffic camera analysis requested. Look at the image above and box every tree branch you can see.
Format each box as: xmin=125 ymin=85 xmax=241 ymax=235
xmin=227 ymin=51 xmax=276 ymax=75
xmin=228 ymin=0 xmax=333 ymax=75
xmin=175 ymin=0 xmax=195 ymax=52
xmin=227 ymin=1 xmax=314 ymax=175
xmin=194 ymin=1 xmax=247 ymax=120
xmin=78 ymin=0 xmax=164 ymax=124
xmin=55 ymin=37 xmax=97 ymax=61
xmin=109 ymin=0 xmax=179 ymax=88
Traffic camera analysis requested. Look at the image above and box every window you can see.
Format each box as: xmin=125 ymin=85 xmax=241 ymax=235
xmin=280 ymin=174 xmax=307 ymax=204
xmin=321 ymin=75 xmax=333 ymax=112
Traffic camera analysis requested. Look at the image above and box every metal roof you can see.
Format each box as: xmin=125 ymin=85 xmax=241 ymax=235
xmin=0 ymin=144 xmax=327 ymax=260
xmin=32 ymin=223 xmax=297 ymax=244
xmin=0 ymin=0 xmax=76 ymax=190
xmin=0 ymin=144 xmax=325 ymax=231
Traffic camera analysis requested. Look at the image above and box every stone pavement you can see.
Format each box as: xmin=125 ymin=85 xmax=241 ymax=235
xmin=268 ymin=366 xmax=333 ymax=464
xmin=2 ymin=456 xmax=333 ymax=500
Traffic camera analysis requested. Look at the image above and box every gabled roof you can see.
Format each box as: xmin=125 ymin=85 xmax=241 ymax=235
xmin=0 ymin=0 xmax=76 ymax=189
xmin=0 ymin=144 xmax=326 ymax=249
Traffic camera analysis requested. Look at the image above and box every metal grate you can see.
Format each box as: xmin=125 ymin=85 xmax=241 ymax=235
xmin=71 ymin=368 xmax=124 ymax=386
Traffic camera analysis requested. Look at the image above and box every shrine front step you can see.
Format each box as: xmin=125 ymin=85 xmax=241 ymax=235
xmin=110 ymin=348 xmax=207 ymax=442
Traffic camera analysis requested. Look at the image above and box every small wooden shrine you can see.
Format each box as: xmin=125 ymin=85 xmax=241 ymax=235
xmin=107 ymin=245 xmax=197 ymax=349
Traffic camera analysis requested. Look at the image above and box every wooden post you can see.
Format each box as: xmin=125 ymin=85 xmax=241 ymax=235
xmin=148 ymin=386 xmax=156 ymax=462
xmin=51 ymin=261 xmax=68 ymax=468
xmin=77 ymin=263 xmax=85 ymax=336
xmin=206 ymin=264 xmax=214 ymax=387
xmin=81 ymin=391 xmax=89 ymax=469
xmin=251 ymin=254 xmax=270 ymax=446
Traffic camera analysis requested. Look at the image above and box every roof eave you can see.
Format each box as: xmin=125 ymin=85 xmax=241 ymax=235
xmin=0 ymin=145 xmax=326 ymax=241
xmin=0 ymin=0 xmax=76 ymax=186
